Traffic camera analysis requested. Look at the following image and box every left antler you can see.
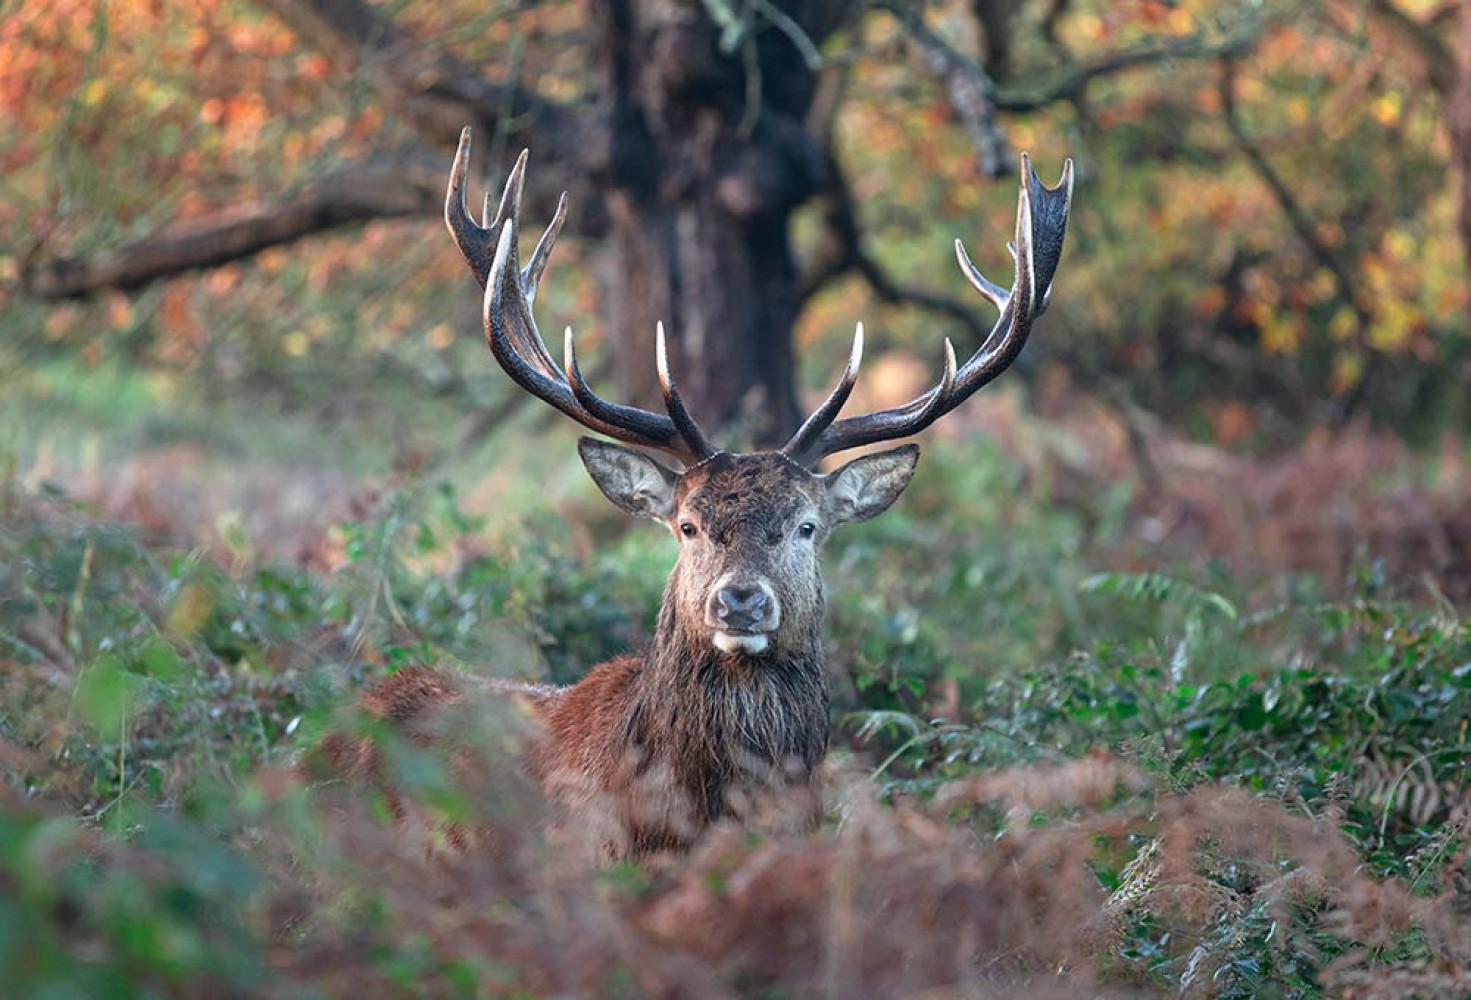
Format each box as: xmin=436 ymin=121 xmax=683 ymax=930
xmin=782 ymin=153 xmax=1074 ymax=467
xmin=445 ymin=128 xmax=717 ymax=464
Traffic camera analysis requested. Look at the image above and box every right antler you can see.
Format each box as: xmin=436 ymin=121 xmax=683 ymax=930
xmin=782 ymin=153 xmax=1073 ymax=467
xmin=445 ymin=128 xmax=717 ymax=464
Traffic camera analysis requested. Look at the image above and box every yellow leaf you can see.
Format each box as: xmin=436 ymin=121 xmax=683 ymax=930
xmin=105 ymin=293 xmax=133 ymax=330
xmin=166 ymin=581 xmax=214 ymax=641
xmin=1260 ymin=313 xmax=1301 ymax=354
xmin=1330 ymin=352 xmax=1363 ymax=395
xmin=1370 ymin=299 xmax=1413 ymax=351
xmin=1372 ymin=92 xmax=1401 ymax=127
xmin=1383 ymin=227 xmax=1415 ymax=261
xmin=283 ymin=331 xmax=310 ymax=357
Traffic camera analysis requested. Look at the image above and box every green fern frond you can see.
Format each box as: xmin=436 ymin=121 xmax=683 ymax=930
xmin=1081 ymin=571 xmax=1238 ymax=622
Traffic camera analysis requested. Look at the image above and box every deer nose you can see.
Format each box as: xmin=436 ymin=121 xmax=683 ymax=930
xmin=714 ymin=584 xmax=771 ymax=631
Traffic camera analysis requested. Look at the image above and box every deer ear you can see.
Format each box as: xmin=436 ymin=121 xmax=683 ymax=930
xmin=821 ymin=444 xmax=919 ymax=525
xmin=577 ymin=438 xmax=680 ymax=521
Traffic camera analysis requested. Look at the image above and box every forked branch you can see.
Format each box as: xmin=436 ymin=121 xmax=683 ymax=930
xmin=877 ymin=0 xmax=1012 ymax=178
xmin=993 ymin=22 xmax=1262 ymax=111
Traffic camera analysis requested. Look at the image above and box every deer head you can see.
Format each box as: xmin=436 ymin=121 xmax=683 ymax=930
xmin=444 ymin=128 xmax=1072 ymax=660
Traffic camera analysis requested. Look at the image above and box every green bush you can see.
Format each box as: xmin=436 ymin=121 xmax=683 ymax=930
xmin=2 ymin=450 xmax=1469 ymax=997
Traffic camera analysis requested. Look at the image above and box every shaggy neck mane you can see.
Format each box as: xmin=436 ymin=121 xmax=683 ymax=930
xmin=619 ymin=593 xmax=829 ymax=824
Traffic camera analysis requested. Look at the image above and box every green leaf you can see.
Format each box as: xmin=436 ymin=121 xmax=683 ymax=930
xmin=75 ymin=654 xmax=140 ymax=735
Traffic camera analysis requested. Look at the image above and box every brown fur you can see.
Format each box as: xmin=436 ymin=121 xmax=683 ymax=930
xmin=326 ymin=449 xmax=916 ymax=857
xmin=311 ymin=665 xmax=469 ymax=823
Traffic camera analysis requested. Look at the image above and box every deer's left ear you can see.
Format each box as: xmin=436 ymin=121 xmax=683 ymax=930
xmin=821 ymin=444 xmax=919 ymax=525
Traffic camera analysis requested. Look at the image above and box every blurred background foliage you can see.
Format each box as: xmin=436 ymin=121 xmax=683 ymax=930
xmin=6 ymin=0 xmax=1471 ymax=460
xmin=5 ymin=0 xmax=1471 ymax=996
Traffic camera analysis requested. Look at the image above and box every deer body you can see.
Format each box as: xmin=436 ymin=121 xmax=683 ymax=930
xmin=345 ymin=130 xmax=1072 ymax=856
xmin=533 ymin=646 xmax=827 ymax=853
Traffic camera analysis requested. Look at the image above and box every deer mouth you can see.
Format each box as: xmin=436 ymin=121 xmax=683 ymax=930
xmin=705 ymin=577 xmax=780 ymax=655
xmin=711 ymin=629 xmax=772 ymax=655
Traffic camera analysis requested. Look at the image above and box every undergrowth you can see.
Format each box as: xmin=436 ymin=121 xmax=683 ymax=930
xmin=2 ymin=457 xmax=1469 ymax=998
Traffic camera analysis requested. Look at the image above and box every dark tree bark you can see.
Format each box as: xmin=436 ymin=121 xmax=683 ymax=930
xmin=581 ymin=2 xmax=835 ymax=444
xmin=971 ymin=0 xmax=1022 ymax=78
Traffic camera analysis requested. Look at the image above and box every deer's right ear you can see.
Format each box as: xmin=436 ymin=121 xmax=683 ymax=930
xmin=577 ymin=438 xmax=680 ymax=521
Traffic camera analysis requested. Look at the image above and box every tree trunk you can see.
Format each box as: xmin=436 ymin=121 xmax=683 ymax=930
xmin=585 ymin=1 xmax=834 ymax=448
xmin=1453 ymin=0 xmax=1471 ymax=304
xmin=597 ymin=174 xmax=804 ymax=448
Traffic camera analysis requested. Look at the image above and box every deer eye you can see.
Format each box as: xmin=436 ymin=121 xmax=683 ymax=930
xmin=679 ymin=522 xmax=699 ymax=539
xmin=797 ymin=522 xmax=817 ymax=539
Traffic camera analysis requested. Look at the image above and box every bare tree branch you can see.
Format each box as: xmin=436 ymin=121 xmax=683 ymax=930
xmin=255 ymin=0 xmax=407 ymax=69
xmin=21 ymin=155 xmax=446 ymax=300
xmin=20 ymin=1 xmax=594 ymax=302
xmin=1218 ymin=55 xmax=1375 ymax=423
xmin=1361 ymin=0 xmax=1455 ymax=95
xmin=257 ymin=0 xmax=581 ymax=161
xmin=993 ymin=24 xmax=1262 ymax=111
xmin=1218 ymin=57 xmax=1366 ymax=329
xmin=876 ymin=1 xmax=1012 ymax=178
xmin=1447 ymin=0 xmax=1471 ymax=319
xmin=799 ymin=150 xmax=989 ymax=344
xmin=1039 ymin=0 xmax=1073 ymax=57
xmin=969 ymin=0 xmax=1020 ymax=78
xmin=853 ymin=249 xmax=991 ymax=343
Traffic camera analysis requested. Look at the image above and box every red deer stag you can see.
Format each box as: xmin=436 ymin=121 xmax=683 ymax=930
xmin=348 ymin=128 xmax=1072 ymax=857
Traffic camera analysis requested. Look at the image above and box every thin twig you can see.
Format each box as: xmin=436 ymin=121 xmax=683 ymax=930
xmin=995 ymin=24 xmax=1262 ymax=111
xmin=1219 ymin=59 xmax=1365 ymax=326
xmin=753 ymin=0 xmax=823 ymax=69
xmin=1218 ymin=55 xmax=1374 ymax=422
xmin=876 ymin=0 xmax=1011 ymax=178
xmin=798 ymin=151 xmax=989 ymax=344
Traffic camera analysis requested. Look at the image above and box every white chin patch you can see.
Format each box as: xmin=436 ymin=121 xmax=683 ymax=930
xmin=713 ymin=632 xmax=770 ymax=655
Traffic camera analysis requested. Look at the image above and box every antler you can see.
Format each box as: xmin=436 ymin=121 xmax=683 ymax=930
xmin=445 ymin=128 xmax=717 ymax=464
xmin=782 ymin=153 xmax=1074 ymax=467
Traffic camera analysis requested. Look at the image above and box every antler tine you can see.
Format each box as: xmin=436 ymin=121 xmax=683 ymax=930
xmin=493 ymin=146 xmax=527 ymax=245
xmin=656 ymin=323 xmax=717 ymax=460
xmin=525 ymin=191 xmax=569 ymax=302
xmin=483 ymin=219 xmax=695 ymax=456
xmin=449 ymin=129 xmax=717 ymax=463
xmin=561 ymin=323 xmax=714 ymax=458
xmin=445 ymin=127 xmax=496 ymax=289
xmin=789 ymin=152 xmax=1072 ymax=466
xmin=955 ymin=239 xmax=1007 ymax=310
xmin=445 ymin=133 xmax=563 ymax=382
xmin=779 ymin=323 xmax=864 ymax=459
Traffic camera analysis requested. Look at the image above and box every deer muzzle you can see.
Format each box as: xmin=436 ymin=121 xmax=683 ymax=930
xmin=706 ymin=577 xmax=780 ymax=655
